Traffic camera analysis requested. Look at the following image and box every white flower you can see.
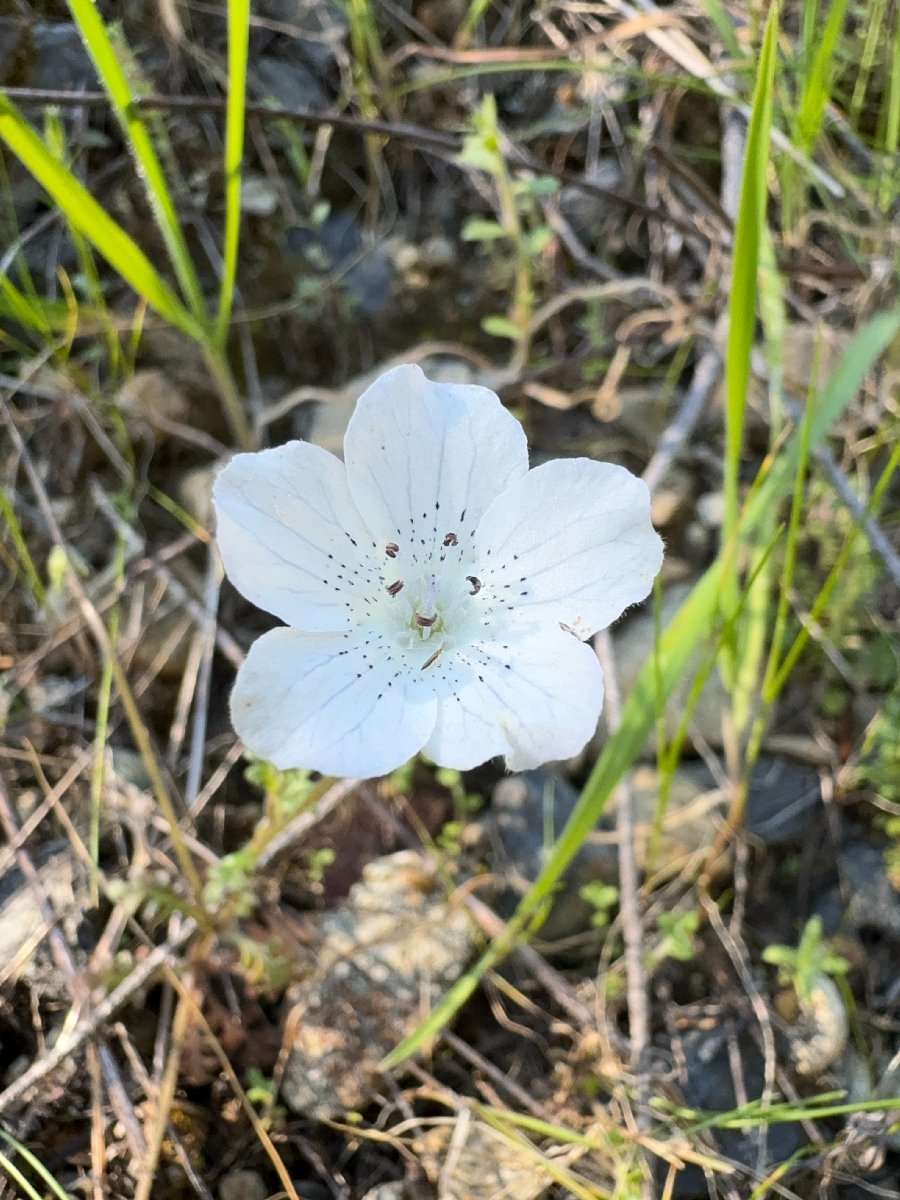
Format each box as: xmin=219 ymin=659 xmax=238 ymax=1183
xmin=213 ymin=364 xmax=663 ymax=778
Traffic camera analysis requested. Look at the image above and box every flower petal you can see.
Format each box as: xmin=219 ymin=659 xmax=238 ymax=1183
xmin=474 ymin=459 xmax=663 ymax=638
xmin=214 ymin=442 xmax=382 ymax=632
xmin=343 ymin=364 xmax=528 ymax=560
xmin=231 ymin=626 xmax=438 ymax=777
xmin=424 ymin=625 xmax=604 ymax=771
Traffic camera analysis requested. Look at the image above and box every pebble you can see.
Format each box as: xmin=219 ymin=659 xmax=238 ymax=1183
xmin=695 ymin=490 xmax=726 ymax=529
xmin=177 ymin=463 xmax=221 ymax=529
xmin=415 ymin=1120 xmax=552 ymax=1200
xmin=664 ymin=1016 xmax=809 ymax=1196
xmin=787 ymin=974 xmax=849 ymax=1077
xmin=837 ymin=843 xmax=900 ymax=940
xmin=604 ymin=581 xmax=730 ymax=754
xmin=280 ymin=851 xmax=474 ymax=1117
xmin=240 ymin=175 xmax=281 ymax=217
xmin=359 ymin=1186 xmax=406 ymax=1200
xmin=483 ymin=757 xmax=823 ymax=945
xmin=254 ymin=55 xmax=326 ymax=111
xmin=0 ymin=19 xmax=96 ymax=91
xmin=218 ymin=1170 xmax=267 ymax=1200
xmin=255 ymin=1 xmax=348 ymax=73
xmin=0 ymin=840 xmax=89 ymax=992
xmin=650 ymin=468 xmax=694 ymax=529
xmin=483 ymin=770 xmax=613 ymax=945
xmin=744 ymin=757 xmax=822 ymax=844
xmin=118 ymin=369 xmax=189 ymax=432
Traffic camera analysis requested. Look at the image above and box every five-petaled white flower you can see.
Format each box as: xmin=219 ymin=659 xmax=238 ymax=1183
xmin=213 ymin=364 xmax=663 ymax=778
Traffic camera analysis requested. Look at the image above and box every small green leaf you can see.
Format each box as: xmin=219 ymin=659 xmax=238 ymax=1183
xmin=517 ymin=174 xmax=560 ymax=198
xmin=456 ymin=94 xmax=503 ymax=176
xmin=481 ymin=314 xmax=521 ymax=340
xmin=524 ymin=226 xmax=554 ymax=256
xmin=461 ymin=217 xmax=507 ymax=242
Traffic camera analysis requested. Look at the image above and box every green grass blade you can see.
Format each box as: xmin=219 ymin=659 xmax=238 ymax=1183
xmin=66 ymin=0 xmax=207 ymax=321
xmin=730 ymin=223 xmax=786 ymax=734
xmin=696 ymin=0 xmax=744 ymax=57
xmin=458 ymin=0 xmax=495 ymax=45
xmin=878 ymin=8 xmax=900 ymax=209
xmin=0 ymin=1155 xmax=45 ymax=1200
xmin=382 ymin=565 xmax=729 ymax=1071
xmin=749 ymin=310 xmax=900 ymax=512
xmin=43 ymin=107 xmax=123 ymax=370
xmin=0 ymin=96 xmax=202 ymax=339
xmin=796 ymin=0 xmax=850 ymax=153
xmin=771 ymin=436 xmax=900 ymax=696
xmin=0 ymin=483 xmax=47 ymax=606
xmin=0 ymin=1130 xmax=72 ymax=1200
xmin=382 ymin=309 xmax=900 ymax=1071
xmin=0 ymin=273 xmax=53 ymax=336
xmin=215 ymin=0 xmax=251 ymax=347
xmin=756 ymin=373 xmax=817 ymax=721
xmin=722 ymin=3 xmax=780 ymax=620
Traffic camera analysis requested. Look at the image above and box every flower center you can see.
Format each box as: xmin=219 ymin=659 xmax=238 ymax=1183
xmin=377 ymin=531 xmax=486 ymax=669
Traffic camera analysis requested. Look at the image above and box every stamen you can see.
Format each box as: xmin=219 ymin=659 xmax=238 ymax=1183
xmin=386 ymin=580 xmax=404 ymax=596
xmin=415 ymin=613 xmax=437 ymax=628
xmin=467 ymin=575 xmax=482 ymax=596
xmin=421 ymin=646 xmax=443 ymax=670
xmin=385 ymin=542 xmax=399 ymax=558
xmin=442 ymin=532 xmax=459 ymax=547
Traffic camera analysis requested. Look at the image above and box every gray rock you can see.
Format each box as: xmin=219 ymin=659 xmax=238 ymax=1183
xmin=696 ymin=491 xmax=726 ymax=529
xmin=254 ymin=55 xmax=326 ymax=111
xmin=360 ymin=1186 xmax=406 ymax=1200
xmin=484 ymin=757 xmax=822 ymax=944
xmin=788 ymin=974 xmax=849 ymax=1078
xmin=218 ymin=1170 xmax=267 ymax=1200
xmin=650 ymin=468 xmax=694 ymax=530
xmin=0 ymin=840 xmax=89 ymax=991
xmin=744 ymin=757 xmax=822 ymax=844
xmin=485 ymin=770 xmax=612 ymax=944
xmin=628 ymin=761 xmax=723 ymax=872
xmin=839 ymin=844 xmax=900 ymax=940
xmin=280 ymin=851 xmax=474 ymax=1117
xmin=606 ymin=581 xmax=730 ymax=754
xmin=415 ymin=1120 xmax=552 ymax=1200
xmin=254 ymin=1 xmax=348 ymax=73
xmin=0 ymin=20 xmax=97 ymax=92
xmin=664 ymin=1018 xmax=809 ymax=1196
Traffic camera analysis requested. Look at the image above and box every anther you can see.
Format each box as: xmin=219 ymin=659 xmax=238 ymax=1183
xmin=467 ymin=576 xmax=482 ymax=595
xmin=421 ymin=646 xmax=443 ymax=670
xmin=386 ymin=580 xmax=404 ymax=596
xmin=442 ymin=532 xmax=459 ymax=547
xmin=385 ymin=542 xmax=399 ymax=558
xmin=415 ymin=613 xmax=437 ymax=627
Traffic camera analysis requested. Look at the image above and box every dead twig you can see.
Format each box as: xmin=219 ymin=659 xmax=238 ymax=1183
xmin=0 ymin=773 xmax=147 ymax=1160
xmin=0 ymin=918 xmax=199 ymax=1118
xmin=784 ymin=396 xmax=900 ymax=589
xmin=594 ymin=632 xmax=650 ymax=1097
xmin=0 ymin=399 xmax=206 ymax=911
xmin=3 ymin=86 xmax=460 ymax=152
xmin=642 ymin=336 xmax=724 ymax=494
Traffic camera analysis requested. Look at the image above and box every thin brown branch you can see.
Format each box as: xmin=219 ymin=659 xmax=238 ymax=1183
xmin=3 ymin=86 xmax=460 ymax=152
xmin=0 ymin=400 xmax=207 ymax=911
xmin=0 ymin=917 xmax=198 ymax=1117
xmin=594 ymin=630 xmax=649 ymax=1079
